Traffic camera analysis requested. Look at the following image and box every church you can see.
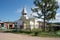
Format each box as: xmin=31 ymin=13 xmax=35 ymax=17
xmin=16 ymin=7 xmax=43 ymax=30
xmin=0 ymin=7 xmax=43 ymax=30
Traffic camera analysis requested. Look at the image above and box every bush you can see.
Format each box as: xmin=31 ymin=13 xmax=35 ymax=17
xmin=56 ymin=30 xmax=60 ymax=36
xmin=8 ymin=28 xmax=60 ymax=37
xmin=30 ymin=28 xmax=43 ymax=36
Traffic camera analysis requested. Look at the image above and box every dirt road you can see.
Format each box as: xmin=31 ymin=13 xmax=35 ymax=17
xmin=0 ymin=33 xmax=60 ymax=40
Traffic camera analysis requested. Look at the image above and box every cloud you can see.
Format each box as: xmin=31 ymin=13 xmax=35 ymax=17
xmin=55 ymin=13 xmax=60 ymax=20
xmin=57 ymin=0 xmax=60 ymax=3
xmin=32 ymin=12 xmax=60 ymax=23
xmin=50 ymin=13 xmax=60 ymax=23
xmin=56 ymin=0 xmax=60 ymax=5
xmin=16 ymin=8 xmax=23 ymax=13
xmin=32 ymin=12 xmax=38 ymax=16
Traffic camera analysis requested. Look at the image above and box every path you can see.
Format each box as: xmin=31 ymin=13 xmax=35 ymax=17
xmin=0 ymin=33 xmax=60 ymax=40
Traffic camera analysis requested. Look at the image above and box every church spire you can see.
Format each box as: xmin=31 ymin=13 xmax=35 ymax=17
xmin=21 ymin=6 xmax=29 ymax=19
xmin=22 ymin=6 xmax=27 ymax=15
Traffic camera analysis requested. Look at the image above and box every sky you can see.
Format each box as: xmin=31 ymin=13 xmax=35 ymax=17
xmin=0 ymin=0 xmax=60 ymax=23
xmin=0 ymin=0 xmax=34 ymax=22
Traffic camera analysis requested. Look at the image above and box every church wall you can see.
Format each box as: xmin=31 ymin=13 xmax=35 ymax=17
xmin=24 ymin=23 xmax=27 ymax=29
xmin=35 ymin=20 xmax=39 ymax=29
xmin=30 ymin=21 xmax=35 ymax=30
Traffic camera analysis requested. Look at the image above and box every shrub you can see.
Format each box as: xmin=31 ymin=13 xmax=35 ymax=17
xmin=56 ymin=30 xmax=60 ymax=36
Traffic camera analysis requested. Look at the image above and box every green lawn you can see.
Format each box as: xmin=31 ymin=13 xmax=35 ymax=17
xmin=6 ymin=29 xmax=60 ymax=37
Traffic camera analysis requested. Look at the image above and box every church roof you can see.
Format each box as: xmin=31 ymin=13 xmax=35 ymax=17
xmin=22 ymin=7 xmax=27 ymax=15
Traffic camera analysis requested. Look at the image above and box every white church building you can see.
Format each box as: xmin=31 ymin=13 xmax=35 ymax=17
xmin=16 ymin=7 xmax=43 ymax=30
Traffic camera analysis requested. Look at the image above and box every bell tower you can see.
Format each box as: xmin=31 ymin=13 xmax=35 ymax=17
xmin=21 ymin=6 xmax=29 ymax=20
xmin=22 ymin=7 xmax=27 ymax=16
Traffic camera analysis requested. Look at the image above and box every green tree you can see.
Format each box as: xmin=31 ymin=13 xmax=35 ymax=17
xmin=31 ymin=0 xmax=59 ymax=31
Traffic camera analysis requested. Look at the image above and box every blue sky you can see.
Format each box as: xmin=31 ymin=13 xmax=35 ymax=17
xmin=0 ymin=0 xmax=34 ymax=22
xmin=0 ymin=0 xmax=60 ymax=22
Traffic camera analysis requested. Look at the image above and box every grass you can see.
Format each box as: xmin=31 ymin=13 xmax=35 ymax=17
xmin=1 ymin=29 xmax=60 ymax=37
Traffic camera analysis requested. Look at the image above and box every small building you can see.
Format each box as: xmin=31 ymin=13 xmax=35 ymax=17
xmin=0 ymin=22 xmax=15 ymax=29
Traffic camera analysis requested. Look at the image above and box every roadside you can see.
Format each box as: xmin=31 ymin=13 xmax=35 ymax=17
xmin=0 ymin=32 xmax=60 ymax=40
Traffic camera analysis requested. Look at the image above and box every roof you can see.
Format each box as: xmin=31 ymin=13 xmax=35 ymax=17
xmin=4 ymin=22 xmax=15 ymax=24
xmin=0 ymin=22 xmax=3 ymax=24
xmin=22 ymin=7 xmax=27 ymax=15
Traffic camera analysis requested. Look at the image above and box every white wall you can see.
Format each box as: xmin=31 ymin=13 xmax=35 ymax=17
xmin=30 ymin=21 xmax=34 ymax=30
xmin=35 ymin=20 xmax=39 ymax=29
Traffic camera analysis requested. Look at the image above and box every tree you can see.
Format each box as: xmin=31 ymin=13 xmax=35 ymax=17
xmin=31 ymin=0 xmax=59 ymax=31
